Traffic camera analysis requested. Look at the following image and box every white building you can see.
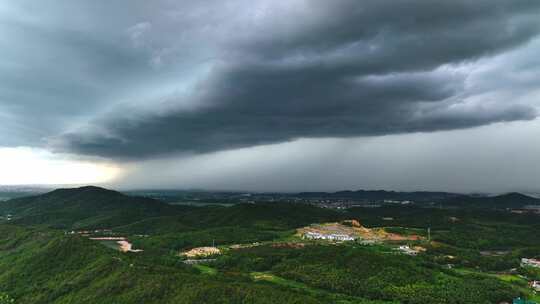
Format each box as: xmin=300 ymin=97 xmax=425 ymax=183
xmin=302 ymin=232 xmax=355 ymax=241
xmin=530 ymin=281 xmax=540 ymax=292
xmin=396 ymin=245 xmax=419 ymax=256
xmin=521 ymin=258 xmax=540 ymax=268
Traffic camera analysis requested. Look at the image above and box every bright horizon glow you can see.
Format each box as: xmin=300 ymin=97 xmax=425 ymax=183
xmin=0 ymin=147 xmax=121 ymax=185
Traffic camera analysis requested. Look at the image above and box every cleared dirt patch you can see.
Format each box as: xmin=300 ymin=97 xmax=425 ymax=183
xmin=297 ymin=220 xmax=423 ymax=242
xmin=181 ymin=246 xmax=221 ymax=258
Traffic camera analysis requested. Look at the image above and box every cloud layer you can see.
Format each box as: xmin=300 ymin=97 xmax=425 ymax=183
xmin=115 ymin=119 xmax=540 ymax=194
xmin=1 ymin=1 xmax=540 ymax=160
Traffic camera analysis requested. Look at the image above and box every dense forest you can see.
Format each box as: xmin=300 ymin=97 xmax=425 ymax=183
xmin=1 ymin=187 xmax=539 ymax=303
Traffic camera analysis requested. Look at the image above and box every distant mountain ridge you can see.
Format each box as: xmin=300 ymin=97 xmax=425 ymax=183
xmin=441 ymin=192 xmax=540 ymax=208
xmin=294 ymin=189 xmax=540 ymax=208
xmin=296 ymin=189 xmax=463 ymax=202
xmin=0 ymin=185 xmax=50 ymax=201
xmin=1 ymin=187 xmax=538 ymax=232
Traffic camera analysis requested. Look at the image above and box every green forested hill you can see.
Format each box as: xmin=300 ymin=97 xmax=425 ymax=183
xmin=0 ymin=186 xmax=182 ymax=229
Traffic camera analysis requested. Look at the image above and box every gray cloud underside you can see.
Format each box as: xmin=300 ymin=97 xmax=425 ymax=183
xmin=2 ymin=1 xmax=540 ymax=159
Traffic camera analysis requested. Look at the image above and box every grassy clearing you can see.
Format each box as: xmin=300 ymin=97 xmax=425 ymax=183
xmin=250 ymin=272 xmax=396 ymax=304
xmin=98 ymin=240 xmax=121 ymax=251
xmin=496 ymin=274 xmax=540 ymax=301
xmin=454 ymin=268 xmax=540 ymax=302
xmin=193 ymin=264 xmax=217 ymax=275
xmin=251 ymin=272 xmax=319 ymax=295
xmin=496 ymin=274 xmax=527 ymax=284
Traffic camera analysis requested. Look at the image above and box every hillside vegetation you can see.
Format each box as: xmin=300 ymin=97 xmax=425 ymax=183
xmin=0 ymin=225 xmax=357 ymax=304
xmin=1 ymin=187 xmax=539 ymax=303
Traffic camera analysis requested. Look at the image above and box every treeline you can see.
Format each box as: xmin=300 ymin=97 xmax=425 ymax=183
xmin=132 ymin=226 xmax=284 ymax=253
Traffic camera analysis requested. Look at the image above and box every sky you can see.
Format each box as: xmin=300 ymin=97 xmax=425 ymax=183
xmin=1 ymin=1 xmax=540 ymax=193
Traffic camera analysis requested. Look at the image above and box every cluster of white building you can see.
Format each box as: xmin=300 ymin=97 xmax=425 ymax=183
xmin=396 ymin=245 xmax=420 ymax=256
xmin=530 ymin=281 xmax=540 ymax=292
xmin=521 ymin=258 xmax=540 ymax=268
xmin=66 ymin=229 xmax=113 ymax=236
xmin=524 ymin=205 xmax=540 ymax=213
xmin=302 ymin=231 xmax=355 ymax=241
xmin=383 ymin=200 xmax=413 ymax=205
xmin=0 ymin=214 xmax=12 ymax=221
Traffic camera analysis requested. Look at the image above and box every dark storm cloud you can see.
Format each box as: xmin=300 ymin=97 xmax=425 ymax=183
xmin=239 ymin=1 xmax=540 ymax=71
xmin=59 ymin=67 xmax=463 ymax=157
xmin=1 ymin=1 xmax=540 ymax=158
xmin=56 ymin=0 xmax=540 ymax=158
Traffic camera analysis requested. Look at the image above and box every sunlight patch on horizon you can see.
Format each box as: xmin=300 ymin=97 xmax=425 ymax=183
xmin=0 ymin=147 xmax=121 ymax=185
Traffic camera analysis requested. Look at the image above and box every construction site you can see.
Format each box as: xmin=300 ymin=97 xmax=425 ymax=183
xmin=296 ymin=219 xmax=423 ymax=242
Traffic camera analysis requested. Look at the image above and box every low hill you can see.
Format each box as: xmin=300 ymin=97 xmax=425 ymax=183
xmin=442 ymin=192 xmax=540 ymax=209
xmin=116 ymin=202 xmax=342 ymax=236
xmin=295 ymin=189 xmax=540 ymax=208
xmin=296 ymin=190 xmax=463 ymax=202
xmin=0 ymin=186 xmax=181 ymax=229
